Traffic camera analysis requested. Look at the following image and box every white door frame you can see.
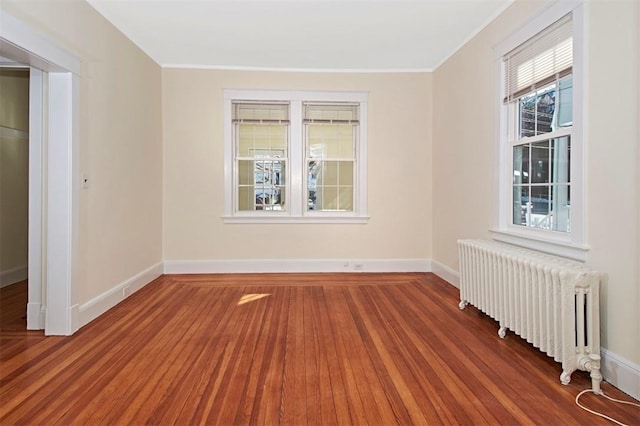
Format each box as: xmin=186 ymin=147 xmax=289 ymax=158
xmin=26 ymin=67 xmax=44 ymax=330
xmin=1 ymin=10 xmax=81 ymax=335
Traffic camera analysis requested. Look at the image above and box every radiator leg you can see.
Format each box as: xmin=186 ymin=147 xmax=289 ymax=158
xmin=459 ymin=300 xmax=468 ymax=310
xmin=498 ymin=326 xmax=506 ymax=338
xmin=580 ymin=354 xmax=603 ymax=395
xmin=560 ymin=369 xmax=573 ymax=385
xmin=590 ymin=369 xmax=603 ymax=394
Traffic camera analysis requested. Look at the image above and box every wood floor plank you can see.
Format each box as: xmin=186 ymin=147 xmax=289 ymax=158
xmin=279 ymin=286 xmax=308 ymax=425
xmin=1 ymin=274 xmax=638 ymax=425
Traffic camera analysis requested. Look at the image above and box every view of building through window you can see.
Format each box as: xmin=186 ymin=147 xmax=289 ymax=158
xmin=511 ymin=76 xmax=572 ymax=232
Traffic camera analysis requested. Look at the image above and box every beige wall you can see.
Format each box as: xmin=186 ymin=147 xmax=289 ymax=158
xmin=433 ymin=0 xmax=640 ymax=365
xmin=162 ymin=69 xmax=432 ymax=261
xmin=1 ymin=1 xmax=163 ymax=304
xmin=0 ymin=69 xmax=29 ymax=274
xmin=0 ymin=69 xmax=29 ymax=131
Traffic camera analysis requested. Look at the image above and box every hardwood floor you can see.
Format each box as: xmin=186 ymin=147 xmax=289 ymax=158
xmin=1 ymin=273 xmax=638 ymax=425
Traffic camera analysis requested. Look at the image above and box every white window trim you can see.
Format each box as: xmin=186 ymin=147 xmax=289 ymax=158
xmin=491 ymin=0 xmax=588 ymax=261
xmin=223 ymin=89 xmax=368 ymax=224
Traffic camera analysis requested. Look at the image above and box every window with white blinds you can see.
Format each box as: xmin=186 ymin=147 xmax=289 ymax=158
xmin=493 ymin=2 xmax=587 ymax=261
xmin=224 ymin=90 xmax=368 ymax=223
xmin=233 ymin=102 xmax=289 ymax=212
xmin=503 ymin=14 xmax=572 ymax=103
xmin=304 ymin=103 xmax=359 ymax=212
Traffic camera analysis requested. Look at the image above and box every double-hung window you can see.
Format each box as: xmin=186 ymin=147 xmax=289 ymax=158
xmin=304 ymin=103 xmax=359 ymax=212
xmin=234 ymin=102 xmax=289 ymax=212
xmin=493 ymin=3 xmax=587 ymax=260
xmin=224 ymin=90 xmax=368 ymax=223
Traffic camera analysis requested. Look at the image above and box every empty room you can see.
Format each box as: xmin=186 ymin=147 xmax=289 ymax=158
xmin=0 ymin=0 xmax=639 ymax=424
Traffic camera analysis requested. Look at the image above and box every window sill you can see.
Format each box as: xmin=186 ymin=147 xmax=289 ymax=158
xmin=223 ymin=215 xmax=369 ymax=224
xmin=489 ymin=228 xmax=589 ymax=262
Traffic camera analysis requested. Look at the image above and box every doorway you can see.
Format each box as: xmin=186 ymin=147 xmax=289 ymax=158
xmin=1 ymin=10 xmax=80 ymax=335
xmin=0 ymin=67 xmax=30 ymax=330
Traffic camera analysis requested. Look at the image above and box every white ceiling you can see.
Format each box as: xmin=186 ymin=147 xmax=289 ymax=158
xmin=87 ymin=0 xmax=514 ymax=72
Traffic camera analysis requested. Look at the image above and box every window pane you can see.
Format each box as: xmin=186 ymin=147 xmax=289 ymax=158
xmin=557 ymin=76 xmax=573 ymax=127
xmin=238 ymin=160 xmax=254 ymax=185
xmin=307 ymin=124 xmax=354 ymax=158
xmin=518 ymin=84 xmax=559 ymax=138
xmin=519 ymin=96 xmax=535 ymax=138
xmin=512 ymin=137 xmax=570 ymax=233
xmin=340 ymin=161 xmax=354 ymax=185
xmin=535 ymin=88 xmax=555 ymax=135
xmin=513 ymin=186 xmax=528 ymax=226
xmin=551 ymin=184 xmax=570 ymax=232
xmin=513 ymin=144 xmax=530 ymax=184
xmin=238 ymin=186 xmax=254 ymax=211
xmin=528 ymin=186 xmax=551 ymax=229
xmin=319 ymin=187 xmax=338 ymax=210
xmin=338 ymin=187 xmax=353 ymax=211
xmin=550 ymin=136 xmax=570 ymax=185
xmin=238 ymin=160 xmax=286 ymax=211
xmin=238 ymin=124 xmax=287 ymax=156
xmin=255 ymin=160 xmax=285 ymax=210
xmin=531 ymin=141 xmax=549 ymax=183
xmin=307 ymin=160 xmax=354 ymax=211
xmin=530 ymin=186 xmax=550 ymax=215
xmin=515 ymin=186 xmax=553 ymax=229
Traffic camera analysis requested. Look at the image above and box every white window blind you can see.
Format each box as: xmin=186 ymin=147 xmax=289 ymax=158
xmin=303 ymin=103 xmax=359 ymax=123
xmin=233 ymin=102 xmax=289 ymax=123
xmin=504 ymin=14 xmax=572 ymax=102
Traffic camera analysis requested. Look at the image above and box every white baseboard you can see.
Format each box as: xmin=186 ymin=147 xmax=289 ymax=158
xmin=430 ymin=259 xmax=460 ymax=288
xmin=0 ymin=265 xmax=28 ymax=288
xmin=26 ymin=303 xmax=45 ymax=330
xmin=601 ymin=347 xmax=640 ymax=400
xmin=78 ymin=262 xmax=163 ymax=328
xmin=164 ymin=258 xmax=431 ymax=274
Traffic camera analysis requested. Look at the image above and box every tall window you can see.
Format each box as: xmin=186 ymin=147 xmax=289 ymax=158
xmin=304 ymin=103 xmax=359 ymax=212
xmin=494 ymin=3 xmax=586 ymax=261
xmin=233 ymin=102 xmax=288 ymax=211
xmin=224 ymin=90 xmax=368 ymax=223
xmin=505 ymin=15 xmax=573 ymax=233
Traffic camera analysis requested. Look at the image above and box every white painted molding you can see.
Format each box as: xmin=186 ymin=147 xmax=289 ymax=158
xmin=601 ymin=348 xmax=640 ymax=401
xmin=0 ymin=265 xmax=28 ymax=288
xmin=0 ymin=9 xmax=81 ymax=75
xmin=28 ymin=67 xmax=44 ymax=331
xmin=162 ymin=64 xmax=433 ymax=73
xmin=164 ymin=258 xmax=431 ymax=274
xmin=430 ymin=260 xmax=460 ymax=288
xmin=45 ymin=72 xmax=76 ymax=336
xmin=26 ymin=303 xmax=45 ymax=330
xmin=78 ymin=262 xmax=163 ymax=329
